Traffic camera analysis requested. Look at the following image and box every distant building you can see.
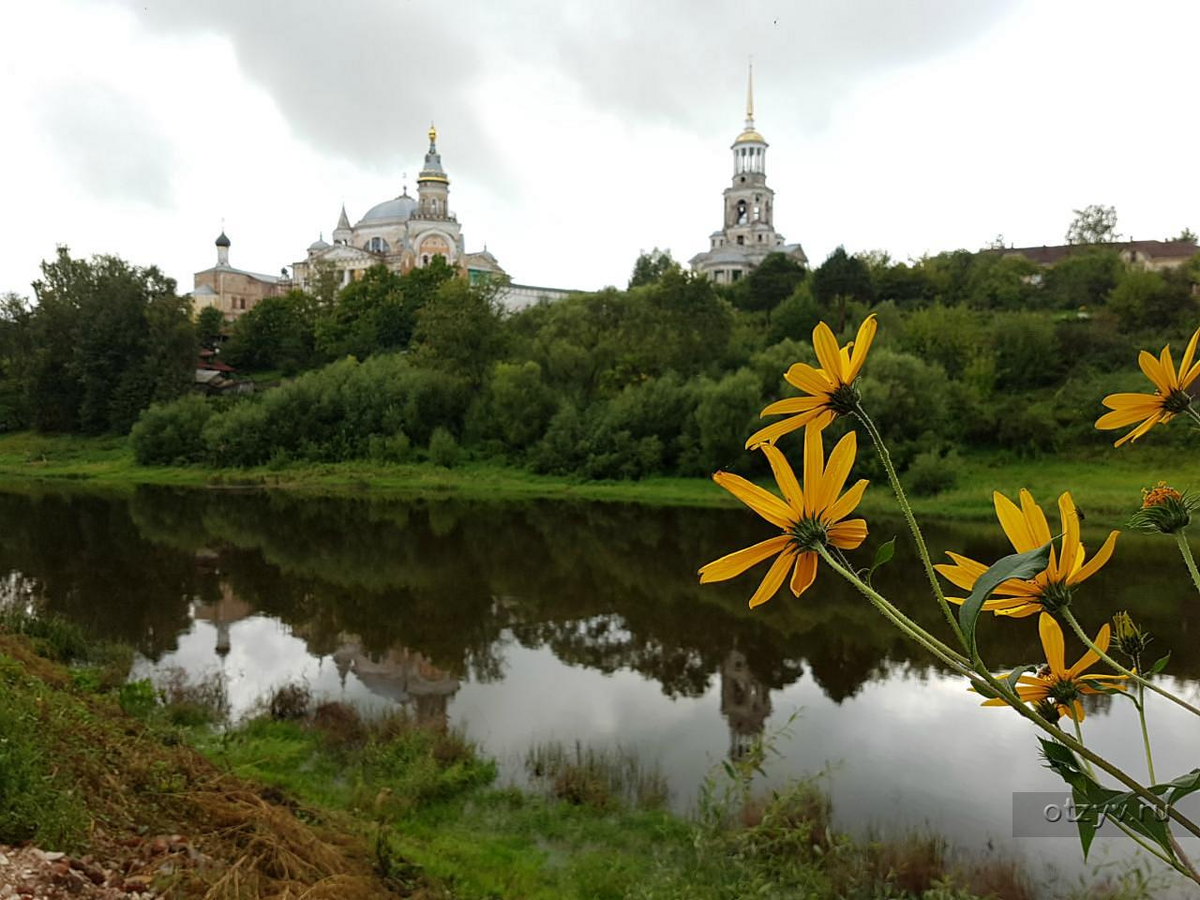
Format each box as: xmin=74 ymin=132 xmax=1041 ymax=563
xmin=191 ymin=231 xmax=282 ymax=321
xmin=998 ymin=239 xmax=1199 ymax=271
xmin=286 ymin=124 xmax=507 ymax=295
xmin=690 ymin=65 xmax=807 ymax=284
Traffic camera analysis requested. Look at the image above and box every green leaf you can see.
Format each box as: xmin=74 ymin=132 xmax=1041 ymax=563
xmin=1005 ymin=664 xmax=1036 ymax=691
xmin=1040 ymin=739 xmax=1176 ymax=861
xmin=1150 ymin=653 xmax=1171 ymax=675
xmin=959 ymin=543 xmax=1052 ymax=651
xmin=864 ymin=537 xmax=896 ymax=587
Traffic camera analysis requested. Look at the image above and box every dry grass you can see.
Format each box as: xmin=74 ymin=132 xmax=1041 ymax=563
xmin=0 ymin=633 xmax=429 ymax=899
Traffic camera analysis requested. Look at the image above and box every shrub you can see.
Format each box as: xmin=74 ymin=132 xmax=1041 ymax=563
xmin=131 ymin=394 xmax=215 ymax=465
xmin=267 ymin=681 xmax=313 ymax=720
xmin=428 ymin=426 xmax=461 ymax=468
xmin=905 ymin=448 xmax=962 ymax=497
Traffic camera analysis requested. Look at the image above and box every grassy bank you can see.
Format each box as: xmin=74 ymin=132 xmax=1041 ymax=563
xmin=5 ymin=616 xmax=1124 ymax=900
xmin=0 ymin=431 xmax=1197 ymax=521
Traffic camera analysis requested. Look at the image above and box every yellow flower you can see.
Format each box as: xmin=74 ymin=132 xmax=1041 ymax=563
xmin=1095 ymin=326 xmax=1200 ymax=446
xmin=934 ymin=489 xmax=1119 ymax=618
xmin=980 ymin=614 xmax=1126 ymax=722
xmin=745 ymin=315 xmax=877 ymax=449
xmin=700 ymin=422 xmax=869 ymax=608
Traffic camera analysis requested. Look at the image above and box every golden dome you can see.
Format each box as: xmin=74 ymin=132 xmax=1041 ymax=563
xmin=428 ymin=123 xmax=437 ymax=144
xmin=733 ymin=129 xmax=766 ymax=145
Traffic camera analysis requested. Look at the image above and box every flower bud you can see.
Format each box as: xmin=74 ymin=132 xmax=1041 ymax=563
xmin=1112 ymin=610 xmax=1151 ymax=661
xmin=1129 ymin=482 xmax=1194 ymax=534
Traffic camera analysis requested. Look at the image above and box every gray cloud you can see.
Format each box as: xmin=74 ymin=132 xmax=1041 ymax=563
xmin=108 ymin=0 xmax=1016 ymax=184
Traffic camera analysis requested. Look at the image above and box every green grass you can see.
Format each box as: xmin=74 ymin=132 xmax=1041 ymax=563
xmin=1 ymin=430 xmax=1197 ymax=520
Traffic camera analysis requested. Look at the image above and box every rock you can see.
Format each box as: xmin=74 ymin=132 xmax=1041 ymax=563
xmin=123 ymin=874 xmax=154 ymax=893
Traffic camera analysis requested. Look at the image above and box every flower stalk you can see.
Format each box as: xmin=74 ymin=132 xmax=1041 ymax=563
xmin=1060 ymin=608 xmax=1200 ymax=718
xmin=1174 ymin=530 xmax=1200 ymax=597
xmin=852 ymin=403 xmax=967 ymax=649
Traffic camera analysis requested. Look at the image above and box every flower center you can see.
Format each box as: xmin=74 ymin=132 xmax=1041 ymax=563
xmin=1142 ymin=482 xmax=1183 ymax=508
xmin=827 ymin=382 xmax=860 ymax=416
xmin=789 ymin=517 xmax=828 ymax=551
xmin=1161 ymin=389 xmax=1192 ymax=414
xmin=1039 ymin=581 xmax=1072 ymax=614
xmin=1048 ymin=677 xmax=1081 ymax=708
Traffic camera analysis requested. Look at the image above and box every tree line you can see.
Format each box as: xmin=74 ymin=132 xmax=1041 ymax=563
xmin=2 ymin=236 xmax=1198 ymax=491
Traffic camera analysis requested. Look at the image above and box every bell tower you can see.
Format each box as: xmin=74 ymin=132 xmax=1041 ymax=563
xmin=416 ymin=123 xmax=451 ymax=220
xmin=723 ymin=63 xmax=774 ymax=239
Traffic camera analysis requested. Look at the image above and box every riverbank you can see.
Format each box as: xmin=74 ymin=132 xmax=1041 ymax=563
xmin=0 ymin=431 xmax=1196 ymax=521
xmin=0 ymin=616 xmax=1057 ymax=899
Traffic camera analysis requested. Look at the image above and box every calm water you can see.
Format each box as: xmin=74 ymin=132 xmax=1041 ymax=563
xmin=2 ymin=486 xmax=1198 ymax=896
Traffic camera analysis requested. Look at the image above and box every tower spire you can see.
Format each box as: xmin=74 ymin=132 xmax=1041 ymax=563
xmin=745 ymin=60 xmax=754 ymax=128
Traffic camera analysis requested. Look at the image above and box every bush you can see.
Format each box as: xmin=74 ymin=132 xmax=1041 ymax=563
xmin=131 ymin=394 xmax=215 ymax=465
xmin=905 ymin=448 xmax=962 ymax=497
xmin=428 ymin=426 xmax=461 ymax=468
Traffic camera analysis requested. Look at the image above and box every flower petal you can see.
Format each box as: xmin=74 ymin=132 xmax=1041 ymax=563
xmin=760 ymin=442 xmax=804 ymax=511
xmin=812 ymin=323 xmax=845 ymax=383
xmin=1057 ymin=493 xmax=1080 ymax=582
xmin=1139 ymin=350 xmax=1173 ymax=394
xmin=1019 ymin=489 xmax=1052 ymax=547
xmin=1039 ymin=613 xmax=1066 ymax=677
xmin=713 ymin=471 xmax=796 ymax=530
xmin=1070 ymin=530 xmax=1118 ymax=587
xmin=784 ymin=362 xmax=834 ymax=396
xmin=845 ymin=315 xmax=877 ymax=383
xmin=1160 ymin=345 xmax=1180 ymax=390
xmin=699 ymin=535 xmax=791 ymax=583
xmin=826 ymin=478 xmax=868 ymax=523
xmin=1067 ymin=623 xmax=1111 ymax=679
xmin=827 ymin=518 xmax=867 ymax=549
xmin=760 ymin=396 xmax=828 ymax=417
xmin=1114 ymin=412 xmax=1164 ymax=447
xmin=994 ymin=491 xmax=1037 ymax=553
xmin=789 ymin=551 xmax=818 ymax=597
xmin=1180 ymin=327 xmax=1200 ymax=388
xmin=748 ymin=548 xmax=795 ymax=608
xmin=819 ymin=430 xmax=857 ymax=513
xmin=746 ymin=412 xmax=822 ymax=450
xmin=803 ymin=421 xmax=826 ymax=517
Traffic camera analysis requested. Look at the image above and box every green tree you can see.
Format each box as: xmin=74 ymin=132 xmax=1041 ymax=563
xmin=628 ymin=248 xmax=680 ymax=288
xmin=225 ymin=291 xmax=318 ymax=374
xmin=412 ymin=276 xmax=507 ymax=386
xmin=0 ymin=293 xmax=33 ymax=431
xmin=195 ymin=306 xmax=224 ymax=350
xmin=736 ymin=252 xmax=806 ymax=321
xmin=1043 ymin=249 xmax=1122 ymax=310
xmin=314 ymin=265 xmax=408 ymax=360
xmin=1174 ymin=228 xmax=1198 ymax=243
xmin=1066 ymin=204 xmax=1120 ymax=245
xmin=28 ymin=248 xmax=194 ymax=433
xmin=811 ymin=247 xmax=872 ymax=331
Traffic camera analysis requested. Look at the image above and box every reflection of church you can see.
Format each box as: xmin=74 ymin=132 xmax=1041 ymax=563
xmin=332 ymin=637 xmax=460 ymax=725
xmin=720 ymin=648 xmax=772 ymax=760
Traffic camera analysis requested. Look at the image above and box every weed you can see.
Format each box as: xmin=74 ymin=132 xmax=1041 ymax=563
xmin=268 ymin=680 xmax=313 ymax=720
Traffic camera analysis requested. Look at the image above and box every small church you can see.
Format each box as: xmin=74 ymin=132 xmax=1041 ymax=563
xmin=690 ymin=66 xmax=807 ymax=283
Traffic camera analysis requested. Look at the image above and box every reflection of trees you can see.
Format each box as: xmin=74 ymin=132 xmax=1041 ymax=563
xmin=721 ymin=648 xmax=772 ymax=760
xmin=1 ymin=486 xmax=1197 ymax=708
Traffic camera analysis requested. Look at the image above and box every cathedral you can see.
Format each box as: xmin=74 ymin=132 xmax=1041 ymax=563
xmin=192 ymin=125 xmax=511 ymax=320
xmin=288 ymin=124 xmax=505 ymax=292
xmin=689 ymin=67 xmax=807 ymax=283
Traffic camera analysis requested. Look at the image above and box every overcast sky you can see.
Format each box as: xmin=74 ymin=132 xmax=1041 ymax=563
xmin=2 ymin=0 xmax=1197 ymax=297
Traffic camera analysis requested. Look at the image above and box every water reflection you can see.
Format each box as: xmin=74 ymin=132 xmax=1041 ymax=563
xmin=2 ymin=486 xmax=1198 ymax=892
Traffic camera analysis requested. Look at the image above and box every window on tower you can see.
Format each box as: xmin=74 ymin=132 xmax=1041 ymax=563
xmin=736 ymin=235 xmax=744 ymax=245
xmin=736 ymin=200 xmax=747 ymax=224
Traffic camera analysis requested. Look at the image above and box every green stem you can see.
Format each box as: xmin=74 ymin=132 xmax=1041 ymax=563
xmin=1113 ymin=819 xmax=1191 ymax=877
xmin=1136 ymin=677 xmax=1157 ymax=783
xmin=853 ymin=405 xmax=967 ymax=650
xmin=1060 ymin=608 xmax=1200 ymax=718
xmin=815 ymin=544 xmax=970 ymax=671
xmin=1174 ymin=530 xmax=1200 ymax=598
xmin=970 ymin=665 xmax=1200 ymax=849
xmin=1071 ymin=716 xmax=1095 ymax=778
